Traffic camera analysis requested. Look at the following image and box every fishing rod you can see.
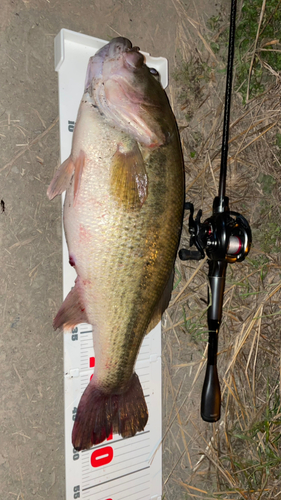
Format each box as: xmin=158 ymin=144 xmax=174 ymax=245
xmin=179 ymin=0 xmax=252 ymax=422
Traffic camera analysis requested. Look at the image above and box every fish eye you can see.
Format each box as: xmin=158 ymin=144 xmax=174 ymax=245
xmin=149 ymin=67 xmax=160 ymax=81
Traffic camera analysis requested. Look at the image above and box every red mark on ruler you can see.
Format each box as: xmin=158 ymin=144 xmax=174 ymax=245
xmin=90 ymin=429 xmax=114 ymax=469
xmin=89 ymin=357 xmax=95 ymax=381
xmin=91 ymin=446 xmax=113 ymax=468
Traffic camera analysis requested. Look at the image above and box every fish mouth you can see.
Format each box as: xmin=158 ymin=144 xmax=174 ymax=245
xmin=84 ymin=38 xmax=144 ymax=91
xmin=103 ymin=37 xmax=133 ymax=57
xmin=104 ymin=38 xmax=144 ymax=68
xmin=93 ymin=37 xmax=134 ymax=66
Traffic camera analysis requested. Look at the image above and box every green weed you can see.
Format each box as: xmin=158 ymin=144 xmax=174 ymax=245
xmin=227 ymin=383 xmax=281 ymax=492
xmin=181 ymin=305 xmax=208 ymax=343
xmin=173 ymin=267 xmax=182 ymax=290
xmin=172 ymin=55 xmax=213 ymax=123
xmin=208 ymin=0 xmax=281 ymax=103
xmin=258 ymin=173 xmax=276 ymax=195
xmin=253 ymin=219 xmax=281 ymax=254
xmin=276 ymin=132 xmax=281 ymax=148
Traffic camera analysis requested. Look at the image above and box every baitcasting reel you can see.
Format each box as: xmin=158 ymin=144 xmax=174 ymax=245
xmin=179 ymin=197 xmax=251 ymax=265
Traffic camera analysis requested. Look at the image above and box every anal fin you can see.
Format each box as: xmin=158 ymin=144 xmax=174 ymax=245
xmin=53 ymin=278 xmax=89 ymax=330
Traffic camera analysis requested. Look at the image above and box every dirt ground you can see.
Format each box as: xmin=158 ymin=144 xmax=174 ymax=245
xmin=0 ymin=1 xmax=228 ymax=499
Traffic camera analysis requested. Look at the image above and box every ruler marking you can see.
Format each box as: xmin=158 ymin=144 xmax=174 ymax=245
xmin=112 ymin=435 xmax=150 ymax=452
xmin=134 ymin=492 xmax=151 ymax=500
xmin=122 ymin=485 xmax=150 ymax=500
xmin=114 ymin=436 xmax=150 ymax=453
xmin=103 ymin=456 xmax=149 ymax=477
xmin=117 ymin=445 xmax=150 ymax=460
xmin=116 ymin=441 xmax=150 ymax=456
xmin=82 ymin=466 xmax=150 ymax=491
xmin=82 ymin=478 xmax=151 ymax=495
xmin=81 ymin=453 xmax=151 ymax=480
xmin=85 ymin=473 xmax=150 ymax=499
xmin=96 ymin=478 xmax=150 ymax=500
xmin=83 ymin=453 xmax=150 ymax=473
xmin=92 ymin=469 xmax=149 ymax=492
xmin=81 ymin=430 xmax=150 ymax=453
xmin=95 ymin=450 xmax=150 ymax=475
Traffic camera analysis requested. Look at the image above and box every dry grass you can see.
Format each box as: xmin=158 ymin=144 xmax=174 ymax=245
xmin=162 ymin=1 xmax=281 ymax=498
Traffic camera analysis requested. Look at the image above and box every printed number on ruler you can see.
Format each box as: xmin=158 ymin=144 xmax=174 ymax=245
xmin=72 ymin=326 xmax=78 ymax=341
xmin=68 ymin=120 xmax=75 ymax=132
xmin=73 ymin=485 xmax=112 ymax=500
xmin=73 ymin=447 xmax=79 ymax=461
xmin=73 ymin=485 xmax=80 ymax=499
xmin=72 ymin=407 xmax=77 ymax=423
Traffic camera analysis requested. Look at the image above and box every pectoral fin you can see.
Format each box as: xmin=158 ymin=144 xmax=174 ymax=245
xmin=47 ymin=150 xmax=85 ymax=201
xmin=47 ymin=156 xmax=75 ymax=200
xmin=110 ymin=141 xmax=148 ymax=211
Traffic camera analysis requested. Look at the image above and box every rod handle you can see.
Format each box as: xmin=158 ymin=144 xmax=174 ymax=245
xmin=201 ymin=364 xmax=221 ymax=422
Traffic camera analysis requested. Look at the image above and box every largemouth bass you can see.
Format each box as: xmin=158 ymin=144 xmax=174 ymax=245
xmin=47 ymin=37 xmax=184 ymax=451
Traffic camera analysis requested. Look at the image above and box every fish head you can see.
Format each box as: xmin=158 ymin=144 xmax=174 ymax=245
xmin=84 ymin=37 xmax=174 ymax=148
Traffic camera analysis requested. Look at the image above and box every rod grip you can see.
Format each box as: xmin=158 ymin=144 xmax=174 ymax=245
xmin=200 ymin=260 xmax=226 ymax=422
xmin=201 ymin=363 xmax=221 ymax=422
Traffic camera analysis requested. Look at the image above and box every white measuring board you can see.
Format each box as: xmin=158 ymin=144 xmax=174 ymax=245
xmin=54 ymin=29 xmax=167 ymax=500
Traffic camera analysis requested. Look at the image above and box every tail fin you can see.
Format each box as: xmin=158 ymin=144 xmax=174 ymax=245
xmin=72 ymin=372 xmax=148 ymax=451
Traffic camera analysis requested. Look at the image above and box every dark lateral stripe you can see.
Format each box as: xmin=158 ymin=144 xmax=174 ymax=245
xmin=82 ymin=465 xmax=150 ymax=491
